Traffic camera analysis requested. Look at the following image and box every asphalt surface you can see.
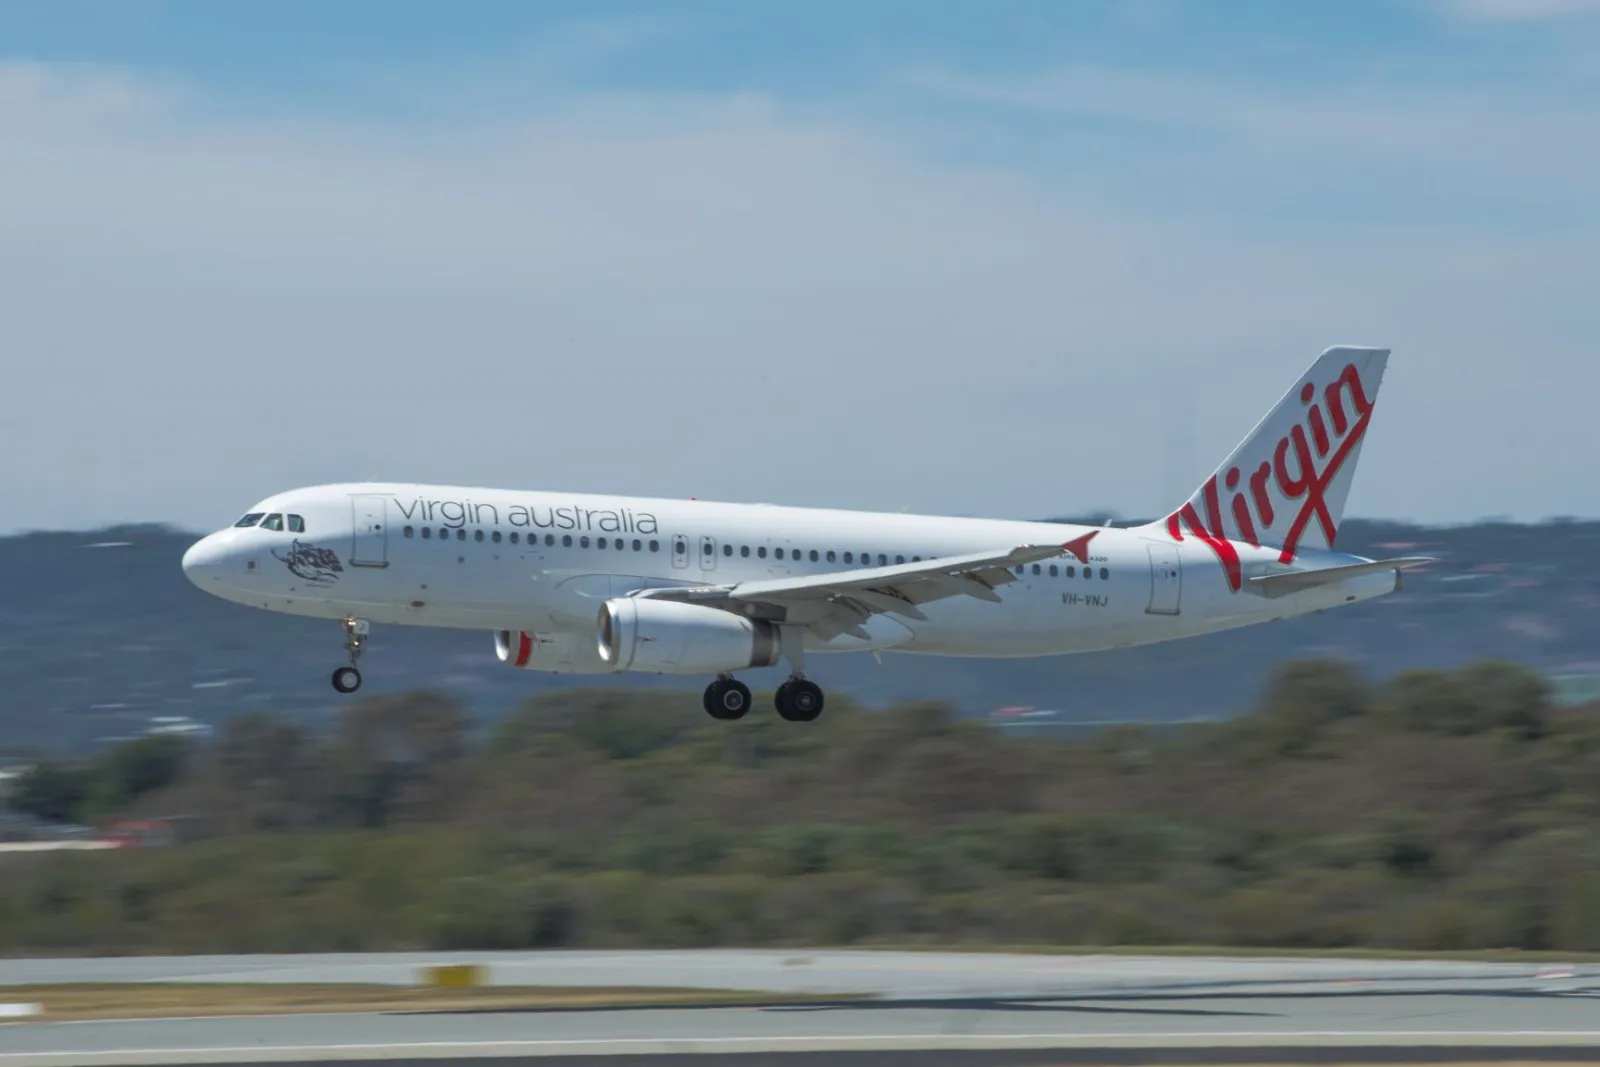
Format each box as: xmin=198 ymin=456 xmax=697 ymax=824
xmin=2 ymin=951 xmax=1598 ymax=1065
xmin=0 ymin=949 xmax=1588 ymax=999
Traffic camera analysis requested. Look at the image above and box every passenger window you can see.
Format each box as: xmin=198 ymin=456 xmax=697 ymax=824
xmin=440 ymin=529 xmax=451 ymax=541
xmin=896 ymin=555 xmax=905 ymax=565
xmin=475 ymin=530 xmax=485 ymax=542
xmin=509 ymin=532 xmax=519 ymax=544
xmin=580 ymin=536 xmax=590 ymax=548
xmin=758 ymin=547 xmax=767 ymax=559
xmin=913 ymin=556 xmax=922 ymax=562
xmin=1083 ymin=567 xmax=1091 ymax=580
xmin=1032 ymin=564 xmax=1041 ymax=575
xmin=633 ymin=539 xmax=642 ymax=551
xmin=260 ymin=513 xmax=284 ymax=531
xmin=649 ymin=539 xmax=659 ymax=552
xmin=774 ymin=548 xmax=784 ymax=560
xmin=827 ymin=551 xmax=836 ymax=562
xmin=1067 ymin=565 xmax=1076 ymax=577
xmin=810 ymin=550 xmax=820 ymax=562
xmin=741 ymin=546 xmax=750 ymax=557
xmin=492 ymin=531 xmax=502 ymax=543
xmin=1100 ymin=567 xmax=1109 ymax=579
xmin=723 ymin=544 xmax=733 ymax=556
xmin=404 ymin=526 xmax=414 ymax=538
xmin=457 ymin=529 xmax=466 ymax=541
xmin=233 ymin=513 xmax=264 ymax=528
xmin=421 ymin=527 xmax=432 ymax=540
xmin=616 ymin=539 xmax=624 ymax=551
xmin=563 ymin=535 xmax=573 ymax=547
xmin=1049 ymin=564 xmax=1058 ymax=577
xmin=287 ymin=514 xmax=306 ymax=533
xmin=844 ymin=552 xmax=853 ymax=564
xmin=597 ymin=537 xmax=607 ymax=549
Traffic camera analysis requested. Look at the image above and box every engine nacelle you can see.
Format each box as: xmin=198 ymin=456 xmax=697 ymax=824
xmin=494 ymin=629 xmax=614 ymax=674
xmin=597 ymin=598 xmax=781 ymax=675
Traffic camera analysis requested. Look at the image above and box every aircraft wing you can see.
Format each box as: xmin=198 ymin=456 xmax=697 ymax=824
xmin=636 ymin=532 xmax=1099 ymax=640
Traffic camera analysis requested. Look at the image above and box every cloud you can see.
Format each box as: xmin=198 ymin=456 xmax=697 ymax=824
xmin=0 ymin=57 xmax=1596 ymax=533
xmin=902 ymin=64 xmax=1595 ymax=208
xmin=1429 ymin=0 xmax=1600 ymax=23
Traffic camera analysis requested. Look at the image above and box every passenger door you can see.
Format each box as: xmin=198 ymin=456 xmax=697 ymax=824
xmin=1144 ymin=542 xmax=1181 ymax=615
xmin=350 ymin=495 xmax=389 ymax=568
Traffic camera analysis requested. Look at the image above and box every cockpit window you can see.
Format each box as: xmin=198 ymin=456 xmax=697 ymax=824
xmin=287 ymin=514 xmax=306 ymax=533
xmin=260 ymin=513 xmax=285 ymax=531
xmin=233 ymin=513 xmax=265 ymax=528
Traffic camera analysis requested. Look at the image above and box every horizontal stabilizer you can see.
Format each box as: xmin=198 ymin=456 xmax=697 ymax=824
xmin=1246 ymin=557 xmax=1436 ymax=599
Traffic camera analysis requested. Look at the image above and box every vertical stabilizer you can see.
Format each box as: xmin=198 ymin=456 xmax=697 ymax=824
xmin=1144 ymin=346 xmax=1389 ymax=589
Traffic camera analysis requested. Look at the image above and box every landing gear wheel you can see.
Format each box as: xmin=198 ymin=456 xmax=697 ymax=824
xmin=333 ymin=616 xmax=370 ymax=695
xmin=332 ymin=666 xmax=363 ymax=694
xmin=703 ymin=678 xmax=752 ymax=721
xmin=775 ymin=678 xmax=824 ymax=722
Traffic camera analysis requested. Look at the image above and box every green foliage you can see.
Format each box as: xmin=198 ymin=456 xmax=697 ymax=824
xmin=3 ymin=657 xmax=1598 ymax=955
xmin=9 ymin=762 xmax=91 ymax=823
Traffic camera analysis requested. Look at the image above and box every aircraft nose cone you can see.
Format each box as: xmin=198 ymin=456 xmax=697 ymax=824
xmin=181 ymin=534 xmax=225 ymax=587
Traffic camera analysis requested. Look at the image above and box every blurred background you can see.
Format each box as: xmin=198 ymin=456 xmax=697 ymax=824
xmin=4 ymin=0 xmax=1600 ymax=957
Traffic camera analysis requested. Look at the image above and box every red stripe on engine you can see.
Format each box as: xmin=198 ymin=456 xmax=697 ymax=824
xmin=514 ymin=631 xmax=533 ymax=668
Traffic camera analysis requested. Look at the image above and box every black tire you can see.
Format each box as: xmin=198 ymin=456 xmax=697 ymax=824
xmin=719 ymin=679 xmax=752 ymax=719
xmin=332 ymin=666 xmax=362 ymax=694
xmin=704 ymin=679 xmax=751 ymax=721
xmin=788 ymin=680 xmax=824 ymax=721
xmin=776 ymin=679 xmax=824 ymax=722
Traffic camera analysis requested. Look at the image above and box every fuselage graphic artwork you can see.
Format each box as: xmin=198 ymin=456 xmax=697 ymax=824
xmin=272 ymin=539 xmax=344 ymax=585
xmin=182 ymin=346 xmax=1433 ymax=722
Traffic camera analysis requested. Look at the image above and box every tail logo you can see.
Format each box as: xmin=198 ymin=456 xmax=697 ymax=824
xmin=1166 ymin=362 xmax=1374 ymax=592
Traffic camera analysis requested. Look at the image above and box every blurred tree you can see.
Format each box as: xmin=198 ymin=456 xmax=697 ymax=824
xmin=1250 ymin=658 xmax=1373 ymax=756
xmin=7 ymin=762 xmax=90 ymax=824
xmin=89 ymin=734 xmax=191 ymax=813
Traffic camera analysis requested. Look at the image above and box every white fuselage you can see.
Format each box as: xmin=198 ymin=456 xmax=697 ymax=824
xmin=181 ymin=481 xmax=1397 ymax=671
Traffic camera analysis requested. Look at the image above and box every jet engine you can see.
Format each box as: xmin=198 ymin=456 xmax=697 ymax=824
xmin=597 ymin=598 xmax=781 ymax=675
xmin=494 ymin=629 xmax=614 ymax=674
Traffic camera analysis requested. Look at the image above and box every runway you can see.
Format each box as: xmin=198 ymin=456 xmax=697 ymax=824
xmin=3 ymin=951 xmax=1598 ymax=1065
xmin=2 ymin=949 xmax=1590 ymax=999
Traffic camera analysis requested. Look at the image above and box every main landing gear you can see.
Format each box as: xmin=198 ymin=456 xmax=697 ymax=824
xmin=331 ymin=616 xmax=369 ymax=694
xmin=700 ymin=626 xmax=826 ymax=723
xmin=699 ymin=675 xmax=825 ymax=722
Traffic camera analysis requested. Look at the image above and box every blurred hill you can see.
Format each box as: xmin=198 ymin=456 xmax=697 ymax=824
xmin=2 ymin=518 xmax=1598 ymax=755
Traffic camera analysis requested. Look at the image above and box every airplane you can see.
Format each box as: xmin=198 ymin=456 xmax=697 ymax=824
xmin=181 ymin=345 xmax=1433 ymax=722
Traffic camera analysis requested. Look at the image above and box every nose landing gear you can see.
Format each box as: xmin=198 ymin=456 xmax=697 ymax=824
xmin=331 ymin=616 xmax=369 ymax=693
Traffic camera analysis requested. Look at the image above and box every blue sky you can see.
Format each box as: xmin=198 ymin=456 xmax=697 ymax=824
xmin=2 ymin=0 xmax=1598 ymax=531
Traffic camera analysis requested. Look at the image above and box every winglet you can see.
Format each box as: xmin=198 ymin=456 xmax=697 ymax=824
xmin=1062 ymin=531 xmax=1098 ymax=564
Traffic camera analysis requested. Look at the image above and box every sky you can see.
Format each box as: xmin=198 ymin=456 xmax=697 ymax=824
xmin=2 ymin=0 xmax=1597 ymax=533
